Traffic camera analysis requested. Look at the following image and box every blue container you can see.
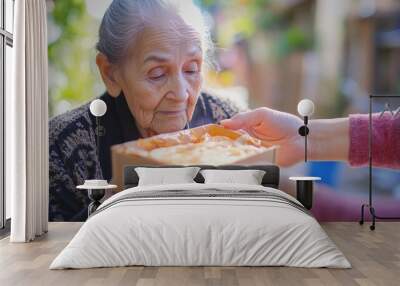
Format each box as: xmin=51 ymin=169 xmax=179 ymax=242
xmin=308 ymin=161 xmax=341 ymax=189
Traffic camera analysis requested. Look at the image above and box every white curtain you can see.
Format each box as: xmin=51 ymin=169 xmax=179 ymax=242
xmin=8 ymin=0 xmax=49 ymax=242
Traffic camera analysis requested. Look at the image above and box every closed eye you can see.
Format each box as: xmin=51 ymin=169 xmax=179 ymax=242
xmin=185 ymin=70 xmax=199 ymax=75
xmin=150 ymin=74 xmax=165 ymax=80
xmin=148 ymin=67 xmax=166 ymax=80
xmin=184 ymin=61 xmax=200 ymax=74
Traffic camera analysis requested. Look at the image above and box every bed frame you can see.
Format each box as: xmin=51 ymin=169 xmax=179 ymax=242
xmin=123 ymin=165 xmax=280 ymax=190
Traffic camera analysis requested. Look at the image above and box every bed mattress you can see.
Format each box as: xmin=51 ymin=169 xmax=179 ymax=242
xmin=50 ymin=183 xmax=351 ymax=269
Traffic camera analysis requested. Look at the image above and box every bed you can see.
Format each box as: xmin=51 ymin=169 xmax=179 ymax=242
xmin=50 ymin=165 xmax=350 ymax=269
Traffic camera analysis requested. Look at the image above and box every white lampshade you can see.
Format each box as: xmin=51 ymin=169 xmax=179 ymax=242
xmin=89 ymin=99 xmax=107 ymax=117
xmin=297 ymin=99 xmax=315 ymax=117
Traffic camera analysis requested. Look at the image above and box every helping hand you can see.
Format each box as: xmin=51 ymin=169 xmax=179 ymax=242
xmin=220 ymin=107 xmax=304 ymax=166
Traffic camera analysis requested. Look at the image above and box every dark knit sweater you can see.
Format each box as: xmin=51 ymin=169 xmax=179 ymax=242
xmin=49 ymin=92 xmax=240 ymax=221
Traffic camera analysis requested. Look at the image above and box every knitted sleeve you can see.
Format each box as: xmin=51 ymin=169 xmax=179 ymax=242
xmin=49 ymin=105 xmax=101 ymax=221
xmin=349 ymin=113 xmax=400 ymax=168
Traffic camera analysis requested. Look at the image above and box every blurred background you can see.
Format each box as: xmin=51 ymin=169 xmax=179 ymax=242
xmin=46 ymin=0 xmax=400 ymax=221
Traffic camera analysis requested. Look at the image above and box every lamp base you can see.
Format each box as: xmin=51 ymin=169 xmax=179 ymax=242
xmin=298 ymin=125 xmax=309 ymax=136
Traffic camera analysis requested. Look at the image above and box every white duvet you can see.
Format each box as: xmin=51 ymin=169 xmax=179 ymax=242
xmin=50 ymin=183 xmax=351 ymax=269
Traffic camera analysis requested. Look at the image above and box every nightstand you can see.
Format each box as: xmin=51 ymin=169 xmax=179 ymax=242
xmin=289 ymin=176 xmax=321 ymax=210
xmin=77 ymin=181 xmax=117 ymax=217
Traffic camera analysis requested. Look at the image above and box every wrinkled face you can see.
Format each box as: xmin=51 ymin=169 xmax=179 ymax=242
xmin=116 ymin=16 xmax=203 ymax=136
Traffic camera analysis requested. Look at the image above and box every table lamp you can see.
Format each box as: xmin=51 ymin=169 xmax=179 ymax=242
xmin=89 ymin=99 xmax=107 ymax=162
xmin=297 ymin=99 xmax=315 ymax=162
xmin=83 ymin=99 xmax=108 ymax=216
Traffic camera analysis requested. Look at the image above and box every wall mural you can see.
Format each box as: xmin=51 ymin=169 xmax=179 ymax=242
xmin=47 ymin=0 xmax=400 ymax=222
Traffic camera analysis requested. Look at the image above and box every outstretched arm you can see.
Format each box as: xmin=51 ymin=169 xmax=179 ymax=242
xmin=221 ymin=108 xmax=399 ymax=169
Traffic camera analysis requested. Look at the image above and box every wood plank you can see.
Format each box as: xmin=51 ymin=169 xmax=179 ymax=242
xmin=0 ymin=222 xmax=399 ymax=286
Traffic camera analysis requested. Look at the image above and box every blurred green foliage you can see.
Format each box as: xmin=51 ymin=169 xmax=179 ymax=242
xmin=48 ymin=0 xmax=98 ymax=116
xmin=199 ymin=0 xmax=314 ymax=58
xmin=275 ymin=26 xmax=314 ymax=58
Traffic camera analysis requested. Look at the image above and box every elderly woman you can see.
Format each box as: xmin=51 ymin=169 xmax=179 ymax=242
xmin=49 ymin=0 xmax=240 ymax=221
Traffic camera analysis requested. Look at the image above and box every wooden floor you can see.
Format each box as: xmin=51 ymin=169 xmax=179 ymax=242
xmin=0 ymin=222 xmax=399 ymax=286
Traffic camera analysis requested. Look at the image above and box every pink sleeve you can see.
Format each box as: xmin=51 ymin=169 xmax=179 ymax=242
xmin=349 ymin=113 xmax=400 ymax=168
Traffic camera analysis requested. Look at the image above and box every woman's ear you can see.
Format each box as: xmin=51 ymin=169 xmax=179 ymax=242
xmin=96 ymin=53 xmax=122 ymax=97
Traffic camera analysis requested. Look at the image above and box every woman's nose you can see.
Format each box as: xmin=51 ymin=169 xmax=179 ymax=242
xmin=167 ymin=74 xmax=189 ymax=101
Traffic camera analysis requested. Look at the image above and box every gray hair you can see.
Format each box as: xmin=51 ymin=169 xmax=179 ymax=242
xmin=96 ymin=0 xmax=214 ymax=65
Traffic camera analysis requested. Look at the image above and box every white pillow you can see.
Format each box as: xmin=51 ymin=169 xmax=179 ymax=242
xmin=135 ymin=167 xmax=200 ymax=186
xmin=200 ymin=169 xmax=266 ymax=185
